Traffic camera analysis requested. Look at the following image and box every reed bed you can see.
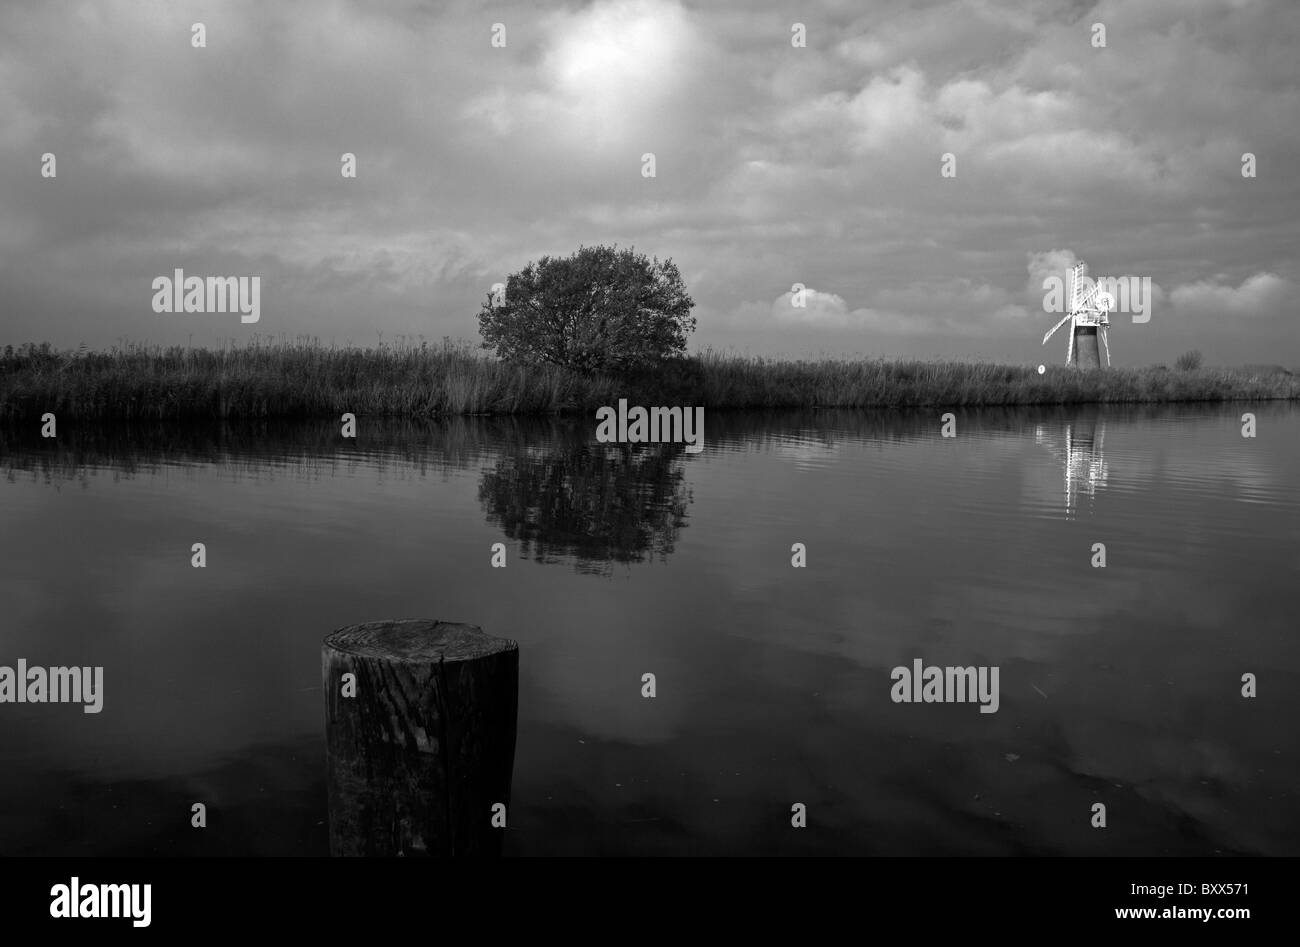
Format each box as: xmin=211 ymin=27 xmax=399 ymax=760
xmin=1 ymin=338 xmax=1296 ymax=422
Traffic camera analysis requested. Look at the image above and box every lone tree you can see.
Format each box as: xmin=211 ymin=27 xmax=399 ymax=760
xmin=478 ymin=245 xmax=695 ymax=373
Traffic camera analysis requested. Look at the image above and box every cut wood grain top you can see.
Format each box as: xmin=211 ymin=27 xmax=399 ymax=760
xmin=323 ymin=619 xmax=517 ymax=664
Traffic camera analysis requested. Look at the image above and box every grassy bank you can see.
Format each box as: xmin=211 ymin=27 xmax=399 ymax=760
xmin=1 ymin=339 xmax=1296 ymax=422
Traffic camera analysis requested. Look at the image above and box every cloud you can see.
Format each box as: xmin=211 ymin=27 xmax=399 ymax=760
xmin=719 ymin=289 xmax=917 ymax=334
xmin=0 ymin=0 xmax=1297 ymax=363
xmin=462 ymin=0 xmax=708 ymax=156
xmin=772 ymin=288 xmax=858 ymax=326
xmin=846 ymin=66 xmax=932 ymax=153
xmin=1168 ymin=273 xmax=1291 ymax=319
xmin=729 ymin=280 xmax=1031 ymax=338
xmin=1026 ymin=249 xmax=1080 ymax=298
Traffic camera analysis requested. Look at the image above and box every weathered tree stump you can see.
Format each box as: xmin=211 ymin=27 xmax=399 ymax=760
xmin=322 ymin=619 xmax=519 ymax=856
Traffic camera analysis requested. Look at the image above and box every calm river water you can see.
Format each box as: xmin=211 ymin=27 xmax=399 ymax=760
xmin=1 ymin=404 xmax=1296 ymax=855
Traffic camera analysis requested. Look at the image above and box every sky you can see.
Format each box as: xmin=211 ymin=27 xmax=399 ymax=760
xmin=1 ymin=0 xmax=1297 ymax=366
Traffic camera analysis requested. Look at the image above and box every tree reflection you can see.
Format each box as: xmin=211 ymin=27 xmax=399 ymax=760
xmin=478 ymin=432 xmax=691 ymax=575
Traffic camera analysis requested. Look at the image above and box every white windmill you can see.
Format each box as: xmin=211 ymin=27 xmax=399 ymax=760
xmin=1042 ymin=261 xmax=1112 ymax=369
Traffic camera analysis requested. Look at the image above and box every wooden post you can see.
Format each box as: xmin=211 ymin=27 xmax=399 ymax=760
xmin=322 ymin=619 xmax=519 ymax=856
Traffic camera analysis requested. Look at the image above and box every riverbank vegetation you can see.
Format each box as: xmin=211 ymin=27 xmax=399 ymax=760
xmin=1 ymin=339 xmax=1296 ymax=422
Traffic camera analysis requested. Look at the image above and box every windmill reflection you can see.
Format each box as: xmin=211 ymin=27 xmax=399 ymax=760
xmin=1034 ymin=414 xmax=1108 ymax=515
xmin=478 ymin=430 xmax=691 ymax=575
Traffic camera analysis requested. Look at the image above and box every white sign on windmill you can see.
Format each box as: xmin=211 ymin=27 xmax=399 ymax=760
xmin=1042 ymin=261 xmax=1113 ymax=369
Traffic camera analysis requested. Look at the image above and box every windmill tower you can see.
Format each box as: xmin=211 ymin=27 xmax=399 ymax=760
xmin=1042 ymin=261 xmax=1112 ymax=368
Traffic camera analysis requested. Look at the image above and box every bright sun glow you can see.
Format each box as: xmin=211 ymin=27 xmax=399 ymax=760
xmin=542 ymin=0 xmax=696 ymax=148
